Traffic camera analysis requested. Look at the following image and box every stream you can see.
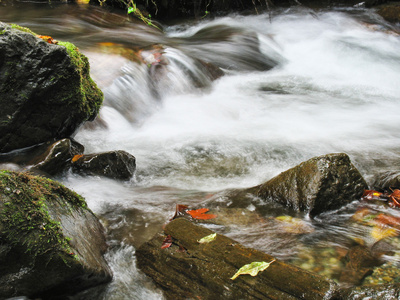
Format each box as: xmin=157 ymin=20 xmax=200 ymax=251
xmin=2 ymin=2 xmax=400 ymax=298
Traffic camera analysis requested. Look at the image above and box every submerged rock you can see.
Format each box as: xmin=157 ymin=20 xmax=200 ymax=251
xmin=0 ymin=22 xmax=103 ymax=153
xmin=71 ymin=150 xmax=136 ymax=180
xmin=136 ymin=218 xmax=341 ymax=299
xmin=0 ymin=170 xmax=112 ymax=299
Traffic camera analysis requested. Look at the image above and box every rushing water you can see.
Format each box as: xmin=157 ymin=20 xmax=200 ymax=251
xmin=2 ymin=3 xmax=400 ymax=298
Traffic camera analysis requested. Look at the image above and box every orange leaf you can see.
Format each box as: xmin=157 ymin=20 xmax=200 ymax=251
xmin=72 ymin=154 xmax=84 ymax=163
xmin=187 ymin=208 xmax=217 ymax=220
xmin=36 ymin=35 xmax=58 ymax=44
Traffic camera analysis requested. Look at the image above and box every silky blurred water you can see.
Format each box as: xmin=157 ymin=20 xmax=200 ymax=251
xmin=2 ymin=3 xmax=400 ymax=298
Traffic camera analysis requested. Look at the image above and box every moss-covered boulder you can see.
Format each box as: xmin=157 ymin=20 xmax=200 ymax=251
xmin=0 ymin=22 xmax=103 ymax=153
xmin=0 ymin=170 xmax=112 ymax=299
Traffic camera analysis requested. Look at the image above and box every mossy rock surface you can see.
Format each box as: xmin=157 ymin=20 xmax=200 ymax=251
xmin=0 ymin=22 xmax=103 ymax=153
xmin=0 ymin=170 xmax=111 ymax=299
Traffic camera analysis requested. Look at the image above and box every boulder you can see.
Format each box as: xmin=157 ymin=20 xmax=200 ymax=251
xmin=0 ymin=22 xmax=103 ymax=153
xmin=252 ymin=153 xmax=367 ymax=216
xmin=0 ymin=170 xmax=112 ymax=299
xmin=136 ymin=218 xmax=341 ymax=299
xmin=376 ymin=3 xmax=400 ymax=23
xmin=71 ymin=150 xmax=136 ymax=180
xmin=212 ymin=153 xmax=367 ymax=217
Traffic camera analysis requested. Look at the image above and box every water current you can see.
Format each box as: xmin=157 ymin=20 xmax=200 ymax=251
xmin=2 ymin=3 xmax=400 ymax=298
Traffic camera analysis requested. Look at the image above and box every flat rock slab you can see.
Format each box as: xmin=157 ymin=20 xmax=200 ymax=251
xmin=136 ymin=218 xmax=341 ymax=299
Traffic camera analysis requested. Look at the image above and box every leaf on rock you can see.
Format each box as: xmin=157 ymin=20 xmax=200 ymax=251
xmin=187 ymin=208 xmax=217 ymax=220
xmin=161 ymin=234 xmax=173 ymax=249
xmin=198 ymin=233 xmax=217 ymax=244
xmin=72 ymin=154 xmax=84 ymax=163
xmin=231 ymin=259 xmax=276 ymax=280
xmin=170 ymin=204 xmax=189 ymax=220
xmin=362 ymin=190 xmax=386 ymax=201
xmin=36 ymin=35 xmax=58 ymax=44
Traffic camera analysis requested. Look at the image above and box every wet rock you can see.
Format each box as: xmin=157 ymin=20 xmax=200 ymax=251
xmin=220 ymin=153 xmax=367 ymax=217
xmin=0 ymin=22 xmax=103 ymax=153
xmin=0 ymin=139 xmax=84 ymax=177
xmin=71 ymin=150 xmax=136 ymax=180
xmin=339 ymin=245 xmax=379 ymax=286
xmin=136 ymin=218 xmax=341 ymax=299
xmin=376 ymin=2 xmax=400 ymax=23
xmin=371 ymin=171 xmax=400 ymax=191
xmin=253 ymin=153 xmax=367 ymax=217
xmin=343 ymin=283 xmax=400 ymax=299
xmin=0 ymin=170 xmax=112 ymax=299
xmin=29 ymin=139 xmax=84 ymax=176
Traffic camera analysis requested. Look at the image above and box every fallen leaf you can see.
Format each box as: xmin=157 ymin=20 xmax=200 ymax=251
xmin=370 ymin=226 xmax=398 ymax=241
xmin=198 ymin=233 xmax=217 ymax=244
xmin=362 ymin=190 xmax=384 ymax=201
xmin=72 ymin=154 xmax=84 ymax=163
xmin=231 ymin=259 xmax=276 ymax=280
xmin=170 ymin=204 xmax=189 ymax=220
xmin=36 ymin=35 xmax=58 ymax=44
xmin=161 ymin=235 xmax=173 ymax=249
xmin=187 ymin=208 xmax=217 ymax=220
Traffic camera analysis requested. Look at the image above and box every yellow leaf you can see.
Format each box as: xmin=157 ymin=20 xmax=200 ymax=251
xmin=231 ymin=259 xmax=275 ymax=280
xmin=197 ymin=233 xmax=217 ymax=244
xmin=370 ymin=227 xmax=397 ymax=241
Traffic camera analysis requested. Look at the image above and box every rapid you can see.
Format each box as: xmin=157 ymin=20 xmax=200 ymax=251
xmin=1 ymin=3 xmax=400 ymax=298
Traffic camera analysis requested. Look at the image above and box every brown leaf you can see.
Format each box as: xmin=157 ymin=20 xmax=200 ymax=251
xmin=170 ymin=204 xmax=189 ymax=220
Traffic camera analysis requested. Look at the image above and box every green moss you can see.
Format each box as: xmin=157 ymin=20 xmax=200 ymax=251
xmin=10 ymin=23 xmax=37 ymax=36
xmin=0 ymin=171 xmax=87 ymax=262
xmin=58 ymin=41 xmax=103 ymax=118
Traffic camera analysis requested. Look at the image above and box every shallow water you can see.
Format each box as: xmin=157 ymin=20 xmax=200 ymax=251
xmin=2 ymin=3 xmax=400 ymax=298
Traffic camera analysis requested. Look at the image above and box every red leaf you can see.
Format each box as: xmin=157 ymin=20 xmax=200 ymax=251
xmin=161 ymin=235 xmax=172 ymax=249
xmin=187 ymin=208 xmax=217 ymax=220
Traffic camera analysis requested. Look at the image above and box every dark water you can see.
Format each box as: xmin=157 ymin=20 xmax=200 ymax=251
xmin=2 ymin=3 xmax=400 ymax=298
